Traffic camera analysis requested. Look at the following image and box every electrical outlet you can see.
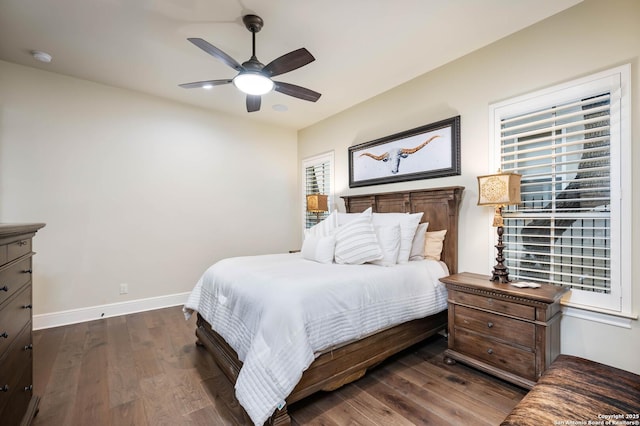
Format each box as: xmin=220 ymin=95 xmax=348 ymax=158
xmin=119 ymin=283 xmax=128 ymax=295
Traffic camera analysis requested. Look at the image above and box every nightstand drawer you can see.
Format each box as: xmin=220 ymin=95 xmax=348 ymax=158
xmin=454 ymin=305 xmax=535 ymax=349
xmin=454 ymin=328 xmax=536 ymax=381
xmin=451 ymin=290 xmax=535 ymax=320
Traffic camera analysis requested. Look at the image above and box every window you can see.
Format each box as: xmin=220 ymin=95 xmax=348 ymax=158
xmin=489 ymin=65 xmax=631 ymax=316
xmin=302 ymin=152 xmax=334 ymax=229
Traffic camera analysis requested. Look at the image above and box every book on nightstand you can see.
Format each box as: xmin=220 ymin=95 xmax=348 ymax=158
xmin=510 ymin=281 xmax=542 ymax=288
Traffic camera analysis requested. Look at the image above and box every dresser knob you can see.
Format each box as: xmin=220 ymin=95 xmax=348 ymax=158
xmin=23 ymin=269 xmax=32 ymax=274
xmin=0 ymin=385 xmax=8 ymax=392
xmin=23 ymin=304 xmax=32 ymax=309
xmin=0 ymin=286 xmax=7 ymax=292
xmin=18 ymin=240 xmax=28 ymax=246
xmin=24 ymin=343 xmax=33 ymax=351
xmin=0 ymin=332 xmax=8 ymax=339
xmin=487 ymin=348 xmax=494 ymax=355
xmin=24 ymin=385 xmax=33 ymax=392
xmin=487 ymin=322 xmax=494 ymax=328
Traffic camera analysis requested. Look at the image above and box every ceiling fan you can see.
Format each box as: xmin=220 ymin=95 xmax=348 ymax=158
xmin=179 ymin=14 xmax=321 ymax=113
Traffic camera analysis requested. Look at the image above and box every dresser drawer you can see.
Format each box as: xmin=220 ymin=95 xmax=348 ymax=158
xmin=454 ymin=305 xmax=535 ymax=349
xmin=0 ymin=323 xmax=33 ymax=417
xmin=0 ymin=286 xmax=32 ymax=357
xmin=453 ymin=328 xmax=536 ymax=381
xmin=451 ymin=290 xmax=535 ymax=320
xmin=0 ymin=356 xmax=33 ymax=425
xmin=6 ymin=238 xmax=32 ymax=264
xmin=0 ymin=258 xmax=32 ymax=307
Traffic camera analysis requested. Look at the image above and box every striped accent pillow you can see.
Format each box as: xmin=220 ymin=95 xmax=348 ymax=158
xmin=334 ymin=216 xmax=383 ymax=265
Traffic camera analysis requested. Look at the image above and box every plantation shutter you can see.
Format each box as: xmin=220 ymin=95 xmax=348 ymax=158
xmin=500 ymin=93 xmax=612 ymax=293
xmin=304 ymin=160 xmax=331 ymax=228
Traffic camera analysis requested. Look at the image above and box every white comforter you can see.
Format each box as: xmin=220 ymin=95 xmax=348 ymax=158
xmin=184 ymin=253 xmax=448 ymax=425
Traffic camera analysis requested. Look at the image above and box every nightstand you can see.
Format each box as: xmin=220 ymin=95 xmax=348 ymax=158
xmin=440 ymin=272 xmax=569 ymax=389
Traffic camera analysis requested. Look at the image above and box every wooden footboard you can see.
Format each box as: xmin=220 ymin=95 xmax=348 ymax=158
xmin=501 ymin=354 xmax=640 ymax=426
xmin=196 ymin=310 xmax=448 ymax=426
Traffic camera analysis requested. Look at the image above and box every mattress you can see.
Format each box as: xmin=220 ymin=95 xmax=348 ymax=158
xmin=184 ymin=252 xmax=449 ymax=425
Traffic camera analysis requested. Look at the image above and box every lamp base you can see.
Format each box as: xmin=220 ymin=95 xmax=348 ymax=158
xmin=489 ymin=267 xmax=511 ymax=283
xmin=489 ymin=225 xmax=511 ymax=284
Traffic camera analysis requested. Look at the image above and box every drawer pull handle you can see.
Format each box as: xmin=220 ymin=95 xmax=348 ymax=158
xmin=487 ymin=348 xmax=494 ymax=355
xmin=18 ymin=240 xmax=28 ymax=246
xmin=24 ymin=343 xmax=33 ymax=350
xmin=1 ymin=385 xmax=9 ymax=392
xmin=487 ymin=322 xmax=494 ymax=328
xmin=0 ymin=332 xmax=8 ymax=339
xmin=23 ymin=269 xmax=33 ymax=274
xmin=23 ymin=304 xmax=32 ymax=309
xmin=24 ymin=385 xmax=33 ymax=392
xmin=0 ymin=286 xmax=7 ymax=292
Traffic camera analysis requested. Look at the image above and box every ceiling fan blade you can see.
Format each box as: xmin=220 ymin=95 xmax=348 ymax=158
xmin=187 ymin=38 xmax=243 ymax=72
xmin=246 ymin=95 xmax=261 ymax=112
xmin=263 ymin=48 xmax=315 ymax=77
xmin=179 ymin=79 xmax=232 ymax=89
xmin=274 ymin=82 xmax=321 ymax=102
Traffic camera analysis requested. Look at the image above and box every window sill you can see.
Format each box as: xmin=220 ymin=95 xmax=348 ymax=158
xmin=560 ymin=301 xmax=638 ymax=329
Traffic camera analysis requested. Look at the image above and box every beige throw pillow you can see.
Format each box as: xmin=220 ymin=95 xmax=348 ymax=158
xmin=424 ymin=230 xmax=447 ymax=260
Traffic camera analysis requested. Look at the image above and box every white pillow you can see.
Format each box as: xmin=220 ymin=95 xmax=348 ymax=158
xmin=369 ymin=225 xmax=401 ymax=266
xmin=305 ymin=210 xmax=338 ymax=237
xmin=301 ymin=235 xmax=336 ymax=264
xmin=409 ymin=222 xmax=429 ymax=261
xmin=372 ymin=212 xmax=424 ymax=263
xmin=334 ymin=216 xmax=383 ymax=265
xmin=337 ymin=206 xmax=372 ymax=226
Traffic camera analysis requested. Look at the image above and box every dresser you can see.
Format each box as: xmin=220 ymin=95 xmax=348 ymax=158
xmin=441 ymin=272 xmax=569 ymax=389
xmin=0 ymin=223 xmax=45 ymax=426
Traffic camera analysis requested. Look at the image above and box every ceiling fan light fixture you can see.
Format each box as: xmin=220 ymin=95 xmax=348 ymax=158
xmin=233 ymin=71 xmax=274 ymax=95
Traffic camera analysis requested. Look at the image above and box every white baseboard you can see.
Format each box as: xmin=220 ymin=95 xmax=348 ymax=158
xmin=33 ymin=292 xmax=190 ymax=330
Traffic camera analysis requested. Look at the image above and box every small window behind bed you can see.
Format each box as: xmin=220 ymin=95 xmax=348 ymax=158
xmin=303 ymin=152 xmax=334 ymax=229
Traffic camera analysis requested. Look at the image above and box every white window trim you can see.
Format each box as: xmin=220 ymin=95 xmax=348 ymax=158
xmin=301 ymin=151 xmax=335 ymax=234
xmin=488 ymin=64 xmax=634 ymax=324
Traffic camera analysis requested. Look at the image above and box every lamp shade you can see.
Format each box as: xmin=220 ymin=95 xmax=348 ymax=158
xmin=306 ymin=194 xmax=328 ymax=212
xmin=477 ymin=172 xmax=521 ymax=206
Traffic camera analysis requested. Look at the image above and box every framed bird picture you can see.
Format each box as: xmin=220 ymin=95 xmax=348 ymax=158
xmin=348 ymin=115 xmax=461 ymax=188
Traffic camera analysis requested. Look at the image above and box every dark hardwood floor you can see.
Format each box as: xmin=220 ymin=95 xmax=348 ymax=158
xmin=31 ymin=306 xmax=526 ymax=425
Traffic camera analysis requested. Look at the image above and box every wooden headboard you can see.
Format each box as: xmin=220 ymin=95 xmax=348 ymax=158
xmin=342 ymin=186 xmax=464 ymax=274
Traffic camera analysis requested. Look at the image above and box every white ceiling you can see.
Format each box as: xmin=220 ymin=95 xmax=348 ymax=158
xmin=0 ymin=0 xmax=582 ymax=130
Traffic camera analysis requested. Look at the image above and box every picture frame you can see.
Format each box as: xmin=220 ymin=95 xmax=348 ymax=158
xmin=348 ymin=115 xmax=461 ymax=188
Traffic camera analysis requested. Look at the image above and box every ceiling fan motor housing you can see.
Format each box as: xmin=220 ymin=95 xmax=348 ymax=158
xmin=243 ymin=15 xmax=264 ymax=33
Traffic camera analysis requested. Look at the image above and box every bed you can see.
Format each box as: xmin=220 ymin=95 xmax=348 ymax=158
xmin=186 ymin=186 xmax=464 ymax=425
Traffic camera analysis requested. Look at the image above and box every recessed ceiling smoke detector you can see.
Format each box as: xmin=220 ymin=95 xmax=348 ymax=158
xmin=31 ymin=50 xmax=52 ymax=63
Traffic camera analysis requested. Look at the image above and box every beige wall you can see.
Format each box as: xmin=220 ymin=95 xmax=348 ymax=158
xmin=1 ymin=0 xmax=637 ymax=374
xmin=0 ymin=60 xmax=299 ymax=315
xmin=298 ymin=0 xmax=640 ymax=373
